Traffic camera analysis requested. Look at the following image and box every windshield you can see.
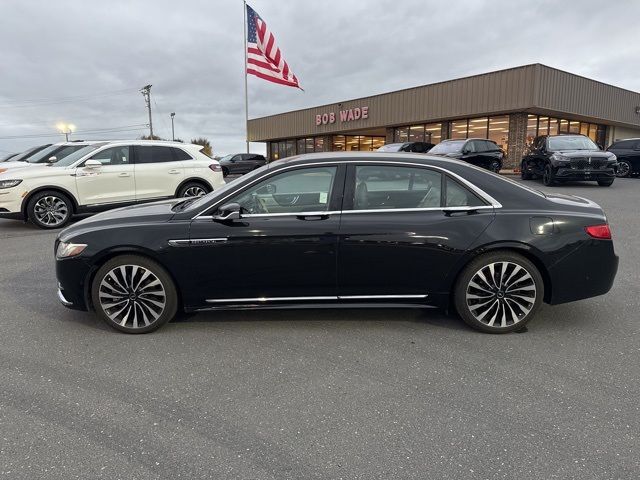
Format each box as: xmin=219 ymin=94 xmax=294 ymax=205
xmin=23 ymin=144 xmax=60 ymax=164
xmin=220 ymin=154 xmax=234 ymax=162
xmin=548 ymin=136 xmax=598 ymax=151
xmin=376 ymin=144 xmax=402 ymax=152
xmin=7 ymin=145 xmax=45 ymax=162
xmin=53 ymin=144 xmax=106 ymax=167
xmin=429 ymin=141 xmax=465 ymax=154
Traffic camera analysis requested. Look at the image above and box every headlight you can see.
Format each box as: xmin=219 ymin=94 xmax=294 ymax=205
xmin=0 ymin=179 xmax=22 ymax=189
xmin=551 ymin=153 xmax=569 ymax=165
xmin=56 ymin=242 xmax=87 ymax=259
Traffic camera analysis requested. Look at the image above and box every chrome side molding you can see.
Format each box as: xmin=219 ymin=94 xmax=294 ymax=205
xmin=205 ymin=294 xmax=428 ymax=303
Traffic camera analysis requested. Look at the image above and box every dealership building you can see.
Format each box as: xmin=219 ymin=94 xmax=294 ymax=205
xmin=247 ymin=64 xmax=640 ymax=168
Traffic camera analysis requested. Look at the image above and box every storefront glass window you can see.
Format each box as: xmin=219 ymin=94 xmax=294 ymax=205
xmin=285 ymin=140 xmax=296 ymax=157
xmin=296 ymin=139 xmax=305 ymax=154
xmin=371 ymin=137 xmax=385 ymax=150
xmin=468 ymin=117 xmax=488 ymax=138
xmin=559 ymin=119 xmax=569 ymax=133
xmin=450 ymin=120 xmax=468 ymax=139
xmin=278 ymin=142 xmax=286 ymax=160
xmin=270 ymin=143 xmax=279 ymax=160
xmin=568 ymin=121 xmax=580 ymax=134
xmin=580 ymin=123 xmax=589 ymax=136
xmin=332 ymin=135 xmax=345 ymax=151
xmin=314 ymin=137 xmax=324 ymax=152
xmin=425 ymin=123 xmax=441 ymax=144
xmin=526 ymin=115 xmax=538 ymax=145
xmin=488 ymin=116 xmax=509 ymax=153
xmin=408 ymin=125 xmax=425 ymax=142
xmin=394 ymin=127 xmax=409 ymax=143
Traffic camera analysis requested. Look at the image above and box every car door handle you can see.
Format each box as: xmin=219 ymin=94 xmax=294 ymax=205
xmin=168 ymin=169 xmax=181 ymax=174
xmin=296 ymin=214 xmax=330 ymax=221
xmin=118 ymin=172 xmax=131 ymax=177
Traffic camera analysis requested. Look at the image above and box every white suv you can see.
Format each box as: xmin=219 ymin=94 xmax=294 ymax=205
xmin=0 ymin=140 xmax=224 ymax=229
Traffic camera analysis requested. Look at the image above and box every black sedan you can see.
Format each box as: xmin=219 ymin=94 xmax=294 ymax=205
xmin=429 ymin=139 xmax=503 ymax=172
xmin=55 ymin=153 xmax=618 ymax=334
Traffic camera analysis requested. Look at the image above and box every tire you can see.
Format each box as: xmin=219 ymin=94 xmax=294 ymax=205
xmin=454 ymin=251 xmax=544 ymax=333
xmin=615 ymin=160 xmax=631 ymax=178
xmin=26 ymin=190 xmax=73 ymax=229
xmin=222 ymin=166 xmax=229 ymax=177
xmin=489 ymin=160 xmax=501 ymax=173
xmin=597 ymin=178 xmax=614 ymax=187
xmin=177 ymin=181 xmax=209 ymax=198
xmin=520 ymin=161 xmax=532 ymax=180
xmin=542 ymin=164 xmax=556 ymax=186
xmin=91 ymin=255 xmax=178 ymax=334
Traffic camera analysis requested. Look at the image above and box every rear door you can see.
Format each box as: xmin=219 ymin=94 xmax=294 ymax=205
xmin=133 ymin=145 xmax=186 ymax=200
xmin=74 ymin=146 xmax=136 ymax=206
xmin=337 ymin=163 xmax=495 ymax=299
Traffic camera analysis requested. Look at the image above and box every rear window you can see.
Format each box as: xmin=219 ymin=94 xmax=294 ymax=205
xmin=429 ymin=141 xmax=465 ymax=154
xmin=172 ymin=147 xmax=193 ymax=160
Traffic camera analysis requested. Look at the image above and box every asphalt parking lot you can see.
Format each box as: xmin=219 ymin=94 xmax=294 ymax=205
xmin=0 ymin=178 xmax=638 ymax=479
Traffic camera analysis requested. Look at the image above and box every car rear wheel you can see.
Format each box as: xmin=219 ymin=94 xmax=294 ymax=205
xmin=222 ymin=166 xmax=229 ymax=177
xmin=178 ymin=182 xmax=208 ymax=198
xmin=542 ymin=164 xmax=556 ymax=186
xmin=489 ymin=160 xmax=501 ymax=173
xmin=91 ymin=255 xmax=178 ymax=334
xmin=454 ymin=251 xmax=544 ymax=333
xmin=597 ymin=178 xmax=614 ymax=187
xmin=615 ymin=160 xmax=631 ymax=178
xmin=27 ymin=190 xmax=73 ymax=229
xmin=520 ymin=161 xmax=532 ymax=180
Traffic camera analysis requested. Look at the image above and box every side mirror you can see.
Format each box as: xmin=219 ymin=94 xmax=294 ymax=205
xmin=46 ymin=156 xmax=58 ymax=163
xmin=84 ymin=159 xmax=102 ymax=169
xmin=213 ymin=202 xmax=241 ymax=222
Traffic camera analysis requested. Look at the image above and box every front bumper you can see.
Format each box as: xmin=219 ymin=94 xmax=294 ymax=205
xmin=56 ymin=256 xmax=92 ymax=311
xmin=0 ymin=188 xmax=25 ymax=217
xmin=555 ymin=167 xmax=615 ymax=181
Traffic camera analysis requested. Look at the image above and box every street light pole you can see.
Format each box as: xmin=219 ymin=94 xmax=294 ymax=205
xmin=57 ymin=123 xmax=75 ymax=142
xmin=141 ymin=85 xmax=153 ymax=138
xmin=170 ymin=112 xmax=175 ymax=141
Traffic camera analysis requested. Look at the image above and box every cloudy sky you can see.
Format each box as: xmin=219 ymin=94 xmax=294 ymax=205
xmin=1 ymin=0 xmax=639 ymax=157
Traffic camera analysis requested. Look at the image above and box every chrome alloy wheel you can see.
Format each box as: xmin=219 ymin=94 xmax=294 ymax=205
xmin=98 ymin=265 xmax=166 ymax=329
xmin=182 ymin=185 xmax=206 ymax=197
xmin=465 ymin=261 xmax=536 ymax=328
xmin=33 ymin=196 xmax=69 ymax=226
xmin=616 ymin=161 xmax=631 ymax=178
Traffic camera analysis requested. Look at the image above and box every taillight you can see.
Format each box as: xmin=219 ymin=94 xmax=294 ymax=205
xmin=585 ymin=224 xmax=612 ymax=239
xmin=209 ymin=164 xmax=222 ymax=172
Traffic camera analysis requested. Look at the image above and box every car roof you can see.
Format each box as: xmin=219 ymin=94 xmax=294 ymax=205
xmin=89 ymin=140 xmax=204 ymax=149
xmin=274 ymin=151 xmax=470 ymax=167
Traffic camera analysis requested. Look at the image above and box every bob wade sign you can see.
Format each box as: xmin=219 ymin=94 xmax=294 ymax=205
xmin=315 ymin=106 xmax=369 ymax=126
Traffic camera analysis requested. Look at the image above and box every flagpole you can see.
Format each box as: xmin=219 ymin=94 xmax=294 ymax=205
xmin=243 ymin=0 xmax=249 ymax=153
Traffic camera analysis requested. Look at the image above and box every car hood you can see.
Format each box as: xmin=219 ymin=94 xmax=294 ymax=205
xmin=0 ymin=164 xmax=67 ymax=179
xmin=59 ymin=198 xmax=182 ymax=241
xmin=0 ymin=161 xmax=40 ymax=171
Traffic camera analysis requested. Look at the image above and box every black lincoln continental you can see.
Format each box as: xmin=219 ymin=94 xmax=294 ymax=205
xmin=55 ymin=153 xmax=618 ymax=334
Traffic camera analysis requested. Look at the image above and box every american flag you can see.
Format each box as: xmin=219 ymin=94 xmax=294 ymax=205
xmin=246 ymin=4 xmax=301 ymax=89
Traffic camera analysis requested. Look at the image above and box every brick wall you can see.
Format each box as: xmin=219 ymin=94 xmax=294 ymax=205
xmin=506 ymin=113 xmax=528 ymax=169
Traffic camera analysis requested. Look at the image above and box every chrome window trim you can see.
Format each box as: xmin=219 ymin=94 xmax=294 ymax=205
xmin=242 ymin=211 xmax=340 ymax=218
xmin=205 ymin=294 xmax=428 ymax=303
xmin=191 ymin=160 xmax=502 ymax=220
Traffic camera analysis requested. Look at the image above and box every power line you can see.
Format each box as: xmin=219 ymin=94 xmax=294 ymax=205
xmin=0 ymin=124 xmax=149 ymax=140
xmin=0 ymin=88 xmax=140 ymax=109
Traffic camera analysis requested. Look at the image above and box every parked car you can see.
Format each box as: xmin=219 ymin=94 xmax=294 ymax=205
xmin=377 ymin=142 xmax=435 ymax=153
xmin=219 ymin=153 xmax=266 ymax=176
xmin=0 ymin=141 xmax=101 ymax=171
xmin=3 ymin=144 xmax=52 ymax=163
xmin=607 ymin=138 xmax=640 ymax=178
xmin=54 ymin=152 xmax=617 ymax=334
xmin=521 ymin=134 xmax=617 ymax=186
xmin=428 ymin=139 xmax=503 ymax=172
xmin=0 ymin=141 xmax=224 ymax=229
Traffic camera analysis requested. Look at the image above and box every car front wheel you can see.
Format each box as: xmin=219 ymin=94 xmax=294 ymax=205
xmin=91 ymin=255 xmax=178 ymax=334
xmin=597 ymin=178 xmax=614 ymax=187
xmin=615 ymin=160 xmax=631 ymax=178
xmin=27 ymin=190 xmax=73 ymax=229
xmin=178 ymin=182 xmax=209 ymax=198
xmin=542 ymin=164 xmax=556 ymax=186
xmin=454 ymin=251 xmax=544 ymax=333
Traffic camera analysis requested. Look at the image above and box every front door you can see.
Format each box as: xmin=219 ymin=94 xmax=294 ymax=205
xmin=74 ymin=146 xmax=136 ymax=206
xmin=337 ymin=163 xmax=495 ymax=299
xmin=184 ymin=164 xmax=345 ymax=306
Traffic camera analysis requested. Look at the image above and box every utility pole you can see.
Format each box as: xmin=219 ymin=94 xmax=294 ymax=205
xmin=141 ymin=84 xmax=153 ymax=138
xmin=170 ymin=112 xmax=175 ymax=141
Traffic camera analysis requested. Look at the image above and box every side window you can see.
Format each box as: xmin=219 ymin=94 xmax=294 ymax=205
xmin=474 ymin=141 xmax=488 ymax=153
xmin=485 ymin=141 xmax=498 ymax=152
xmin=227 ymin=166 xmax=337 ymax=215
xmin=134 ymin=146 xmax=175 ymax=164
xmin=445 ymin=177 xmax=486 ymax=207
xmin=172 ymin=147 xmax=193 ymax=161
xmin=54 ymin=145 xmax=82 ymax=160
xmin=464 ymin=141 xmax=476 ymax=153
xmin=353 ymin=165 xmax=442 ymax=210
xmin=232 ymin=155 xmax=242 ymax=162
xmin=89 ymin=146 xmax=131 ymax=166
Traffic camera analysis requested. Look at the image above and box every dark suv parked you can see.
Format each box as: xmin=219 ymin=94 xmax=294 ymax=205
xmin=219 ymin=153 xmax=266 ymax=176
xmin=521 ymin=134 xmax=617 ymax=186
xmin=377 ymin=142 xmax=435 ymax=153
xmin=429 ymin=139 xmax=504 ymax=172
xmin=607 ymin=138 xmax=640 ymax=178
